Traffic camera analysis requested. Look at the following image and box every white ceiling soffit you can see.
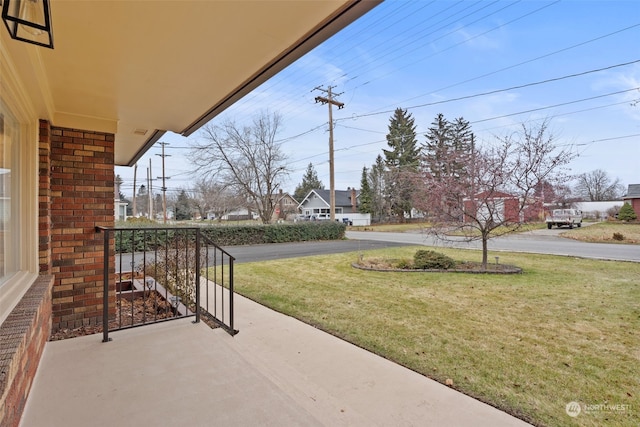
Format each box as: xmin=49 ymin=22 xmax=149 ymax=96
xmin=28 ymin=0 xmax=381 ymax=166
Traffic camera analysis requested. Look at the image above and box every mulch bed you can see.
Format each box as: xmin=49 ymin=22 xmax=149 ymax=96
xmin=50 ymin=292 xmax=218 ymax=341
xmin=352 ymin=260 xmax=522 ymax=274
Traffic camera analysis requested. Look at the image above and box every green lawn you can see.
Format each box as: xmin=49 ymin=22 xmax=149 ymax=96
xmin=233 ymin=247 xmax=639 ymax=427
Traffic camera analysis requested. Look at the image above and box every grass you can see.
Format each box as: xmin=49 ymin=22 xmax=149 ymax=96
xmin=562 ymin=222 xmax=640 ymax=244
xmin=233 ymin=246 xmax=640 ymax=427
xmin=445 ymin=222 xmax=548 ymax=237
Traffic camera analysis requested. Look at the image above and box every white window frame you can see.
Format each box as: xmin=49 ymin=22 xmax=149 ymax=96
xmin=0 ymin=45 xmax=39 ymax=326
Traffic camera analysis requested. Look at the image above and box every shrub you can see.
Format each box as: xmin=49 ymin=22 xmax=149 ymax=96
xmin=140 ymin=233 xmax=200 ymax=309
xmin=617 ymin=203 xmax=637 ymax=222
xmin=114 ymin=222 xmax=346 ymax=252
xmin=413 ymin=250 xmax=456 ymax=270
xmin=395 ymin=258 xmax=412 ymax=269
xmin=612 ymin=232 xmax=625 ymax=241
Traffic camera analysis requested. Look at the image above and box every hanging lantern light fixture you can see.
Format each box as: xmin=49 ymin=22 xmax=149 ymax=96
xmin=2 ymin=0 xmax=53 ymax=49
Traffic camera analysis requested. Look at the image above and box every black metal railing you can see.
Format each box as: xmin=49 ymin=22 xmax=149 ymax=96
xmin=97 ymin=226 xmax=236 ymax=342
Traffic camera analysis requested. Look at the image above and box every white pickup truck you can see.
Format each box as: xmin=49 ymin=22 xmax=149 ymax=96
xmin=545 ymin=209 xmax=583 ymax=229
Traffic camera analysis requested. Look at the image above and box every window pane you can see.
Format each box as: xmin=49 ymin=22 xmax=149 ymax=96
xmin=0 ymin=104 xmax=17 ymax=285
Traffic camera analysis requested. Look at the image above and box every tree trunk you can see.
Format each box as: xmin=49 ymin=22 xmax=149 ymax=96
xmin=481 ymin=236 xmax=488 ymax=269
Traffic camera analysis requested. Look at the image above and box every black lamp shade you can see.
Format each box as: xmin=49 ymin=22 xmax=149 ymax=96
xmin=2 ymin=0 xmax=53 ymax=49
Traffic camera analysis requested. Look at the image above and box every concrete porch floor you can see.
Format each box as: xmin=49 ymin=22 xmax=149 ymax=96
xmin=21 ymin=294 xmax=531 ymax=426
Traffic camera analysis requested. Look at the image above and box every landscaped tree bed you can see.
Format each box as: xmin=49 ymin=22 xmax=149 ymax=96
xmin=353 ymin=249 xmax=522 ymax=274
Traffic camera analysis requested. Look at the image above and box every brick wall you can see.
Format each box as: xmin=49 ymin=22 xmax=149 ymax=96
xmin=0 ymin=275 xmax=54 ymax=427
xmin=38 ymin=120 xmax=52 ymax=273
xmin=49 ymin=126 xmax=115 ymax=331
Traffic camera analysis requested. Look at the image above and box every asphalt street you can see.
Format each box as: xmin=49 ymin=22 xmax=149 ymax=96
xmin=223 ymin=239 xmax=411 ymax=264
xmin=116 ymin=227 xmax=640 ymax=270
xmin=224 ymin=226 xmax=640 ymax=264
xmin=344 ymin=230 xmax=640 ymax=263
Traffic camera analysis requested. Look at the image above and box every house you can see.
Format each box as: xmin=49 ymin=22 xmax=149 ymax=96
xmin=622 ymin=184 xmax=640 ymax=217
xmin=297 ymin=188 xmax=371 ymax=225
xmin=114 ymin=180 xmax=127 ymax=221
xmin=463 ymin=191 xmax=543 ymax=224
xmin=221 ymin=208 xmax=258 ymax=221
xmin=0 ymin=2 xmax=378 ymax=426
xmin=271 ymin=190 xmax=300 ymax=222
xmin=299 ymin=188 xmax=359 ymax=219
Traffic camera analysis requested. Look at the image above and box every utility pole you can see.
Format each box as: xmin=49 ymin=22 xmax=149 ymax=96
xmin=147 ymin=159 xmax=153 ymax=220
xmin=314 ymin=85 xmax=344 ymax=221
xmin=156 ymin=142 xmax=171 ymax=223
xmin=132 ymin=163 xmax=137 ymax=217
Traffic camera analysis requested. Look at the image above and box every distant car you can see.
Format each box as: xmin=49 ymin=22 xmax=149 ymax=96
xmin=545 ymin=209 xmax=582 ymax=229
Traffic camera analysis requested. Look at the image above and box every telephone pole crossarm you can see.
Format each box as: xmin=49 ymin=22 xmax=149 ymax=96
xmin=314 ymin=96 xmax=344 ymax=109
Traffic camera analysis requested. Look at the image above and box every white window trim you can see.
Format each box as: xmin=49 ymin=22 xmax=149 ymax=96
xmin=0 ymin=43 xmax=40 ymax=326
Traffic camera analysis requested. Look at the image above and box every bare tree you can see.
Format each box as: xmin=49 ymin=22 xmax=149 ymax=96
xmin=189 ymin=177 xmax=244 ymax=220
xmin=189 ymin=111 xmax=289 ymax=223
xmin=573 ymin=169 xmax=625 ymax=201
xmin=414 ymin=120 xmax=575 ymax=267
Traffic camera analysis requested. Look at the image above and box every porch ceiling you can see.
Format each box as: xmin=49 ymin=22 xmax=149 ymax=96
xmin=7 ymin=0 xmax=379 ymax=166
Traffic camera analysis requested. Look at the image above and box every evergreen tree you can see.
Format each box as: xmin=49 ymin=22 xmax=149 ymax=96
xmin=383 ymin=108 xmax=420 ymax=170
xmin=359 ymin=166 xmax=373 ymax=214
xmin=422 ymin=113 xmax=451 ymax=180
xmin=423 ymin=114 xmax=474 ymax=180
xmin=294 ymin=162 xmax=324 ymax=202
xmin=137 ymin=184 xmax=149 ymax=217
xmin=369 ymin=155 xmax=387 ymax=221
xmin=450 ymin=117 xmax=474 ymax=180
xmin=175 ymin=189 xmax=192 ymax=220
xmin=382 ymin=108 xmax=420 ymax=220
xmin=422 ymin=114 xmax=475 ymax=219
xmin=618 ymin=203 xmax=637 ymax=221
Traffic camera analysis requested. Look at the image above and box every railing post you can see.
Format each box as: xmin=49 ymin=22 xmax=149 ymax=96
xmin=229 ymin=257 xmax=234 ymax=334
xmin=101 ymin=227 xmax=111 ymax=342
xmin=194 ymin=229 xmax=201 ymax=324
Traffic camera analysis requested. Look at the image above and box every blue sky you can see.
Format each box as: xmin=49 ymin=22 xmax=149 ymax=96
xmin=116 ymin=0 xmax=640 ymax=199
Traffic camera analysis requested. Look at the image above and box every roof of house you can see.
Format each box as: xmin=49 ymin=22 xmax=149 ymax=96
xmin=299 ymin=189 xmax=359 ymax=208
xmin=623 ymin=184 xmax=640 ymax=199
xmin=4 ymin=1 xmax=379 ymax=166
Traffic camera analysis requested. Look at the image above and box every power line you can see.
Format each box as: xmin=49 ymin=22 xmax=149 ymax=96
xmin=339 ymin=59 xmax=640 ymax=121
xmin=470 ymin=87 xmax=640 ymax=124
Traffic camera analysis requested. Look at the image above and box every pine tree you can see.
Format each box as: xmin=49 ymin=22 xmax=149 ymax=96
xmin=450 ymin=117 xmax=474 ymax=180
xmin=382 ymin=108 xmax=420 ymax=220
xmin=618 ymin=203 xmax=637 ymax=221
xmin=359 ymin=166 xmax=373 ymax=214
xmin=294 ymin=163 xmax=324 ymax=202
xmin=369 ymin=155 xmax=387 ymax=221
xmin=423 ymin=114 xmax=474 ymax=180
xmin=422 ymin=114 xmax=475 ymax=219
xmin=383 ymin=108 xmax=420 ymax=170
xmin=422 ymin=113 xmax=451 ymax=180
xmin=175 ymin=189 xmax=192 ymax=220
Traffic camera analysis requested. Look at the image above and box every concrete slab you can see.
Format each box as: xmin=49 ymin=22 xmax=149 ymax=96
xmin=21 ymin=294 xmax=532 ymax=427
xmin=20 ymin=319 xmax=322 ymax=427
xmin=228 ymin=294 xmax=531 ymax=427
